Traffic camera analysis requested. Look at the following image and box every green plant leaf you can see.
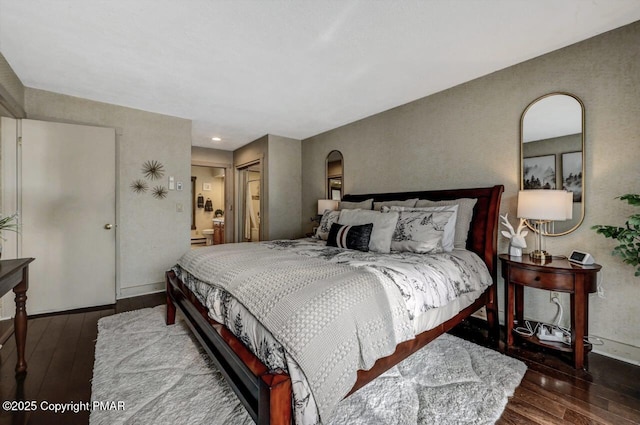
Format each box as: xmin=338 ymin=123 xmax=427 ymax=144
xmin=594 ymin=195 xmax=640 ymax=277
xmin=620 ymin=194 xmax=640 ymax=205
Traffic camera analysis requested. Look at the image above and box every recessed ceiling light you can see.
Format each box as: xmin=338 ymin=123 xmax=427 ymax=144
xmin=212 ymin=137 xmax=221 ymax=142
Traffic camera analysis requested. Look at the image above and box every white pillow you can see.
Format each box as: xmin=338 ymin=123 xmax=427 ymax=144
xmin=415 ymin=198 xmax=477 ymax=249
xmin=388 ymin=204 xmax=458 ymax=252
xmin=316 ymin=210 xmax=340 ymax=241
xmin=339 ymin=198 xmax=373 ymax=210
xmin=372 ymin=198 xmax=418 ymax=212
xmin=390 ymin=210 xmax=454 ymax=254
xmin=338 ymin=209 xmax=399 ymax=253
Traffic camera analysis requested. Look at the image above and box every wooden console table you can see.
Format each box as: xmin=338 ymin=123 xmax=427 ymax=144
xmin=500 ymin=254 xmax=601 ymax=369
xmin=0 ymin=258 xmax=35 ymax=374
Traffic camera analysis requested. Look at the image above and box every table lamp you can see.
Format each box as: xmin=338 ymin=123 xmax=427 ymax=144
xmin=517 ymin=190 xmax=573 ymax=260
xmin=313 ymin=199 xmax=339 ymax=224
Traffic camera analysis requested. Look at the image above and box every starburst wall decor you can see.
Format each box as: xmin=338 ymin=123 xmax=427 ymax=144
xmin=130 ymin=179 xmax=148 ymax=193
xmin=152 ymin=186 xmax=168 ymax=199
xmin=142 ymin=160 xmax=165 ymax=180
xmin=131 ymin=160 xmax=169 ymax=200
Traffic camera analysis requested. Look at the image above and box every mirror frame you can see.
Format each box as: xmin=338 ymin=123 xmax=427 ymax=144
xmin=520 ymin=92 xmax=585 ymax=236
xmin=191 ymin=176 xmax=197 ymax=230
xmin=326 ymin=150 xmax=343 ymax=201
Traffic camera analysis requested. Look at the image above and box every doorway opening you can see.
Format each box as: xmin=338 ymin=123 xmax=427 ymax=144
xmin=237 ymin=163 xmax=261 ymax=242
xmin=191 ymin=165 xmax=226 ymax=247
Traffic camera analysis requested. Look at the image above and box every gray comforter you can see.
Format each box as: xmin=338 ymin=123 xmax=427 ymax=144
xmin=178 ymin=241 xmax=414 ymax=422
xmin=176 ymin=238 xmax=492 ymax=423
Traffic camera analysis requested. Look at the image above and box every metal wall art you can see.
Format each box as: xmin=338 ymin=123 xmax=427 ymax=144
xmin=130 ymin=179 xmax=148 ymax=193
xmin=131 ymin=160 xmax=168 ymax=200
xmin=142 ymin=160 xmax=165 ymax=180
xmin=152 ymin=186 xmax=168 ymax=199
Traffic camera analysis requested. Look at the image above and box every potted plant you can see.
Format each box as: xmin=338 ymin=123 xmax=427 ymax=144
xmin=592 ymin=194 xmax=640 ymax=276
xmin=0 ymin=213 xmax=19 ymax=259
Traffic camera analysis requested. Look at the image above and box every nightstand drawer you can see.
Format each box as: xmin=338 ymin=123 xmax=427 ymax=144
xmin=510 ymin=267 xmax=574 ymax=291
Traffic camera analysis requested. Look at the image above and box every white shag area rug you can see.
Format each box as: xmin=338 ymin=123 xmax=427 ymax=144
xmin=90 ymin=306 xmax=526 ymax=425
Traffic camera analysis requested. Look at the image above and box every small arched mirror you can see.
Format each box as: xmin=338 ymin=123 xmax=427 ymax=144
xmin=521 ymin=92 xmax=585 ymax=235
xmin=326 ymin=150 xmax=343 ymax=201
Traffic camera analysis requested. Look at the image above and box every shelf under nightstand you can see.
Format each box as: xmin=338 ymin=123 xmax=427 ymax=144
xmin=499 ymin=254 xmax=601 ymax=369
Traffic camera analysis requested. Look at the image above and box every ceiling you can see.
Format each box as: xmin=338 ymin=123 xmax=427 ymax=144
xmin=1 ymin=1 xmax=639 ymax=151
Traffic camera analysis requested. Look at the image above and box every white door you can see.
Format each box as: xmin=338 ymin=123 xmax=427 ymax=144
xmin=21 ymin=119 xmax=116 ymax=314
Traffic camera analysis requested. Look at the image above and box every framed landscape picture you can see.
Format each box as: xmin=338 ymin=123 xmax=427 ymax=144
xmin=562 ymin=151 xmax=582 ymax=202
xmin=523 ymin=155 xmax=556 ymax=189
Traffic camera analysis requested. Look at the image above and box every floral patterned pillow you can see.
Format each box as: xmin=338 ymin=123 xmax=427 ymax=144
xmin=390 ymin=210 xmax=454 ymax=254
xmin=316 ymin=210 xmax=340 ymax=240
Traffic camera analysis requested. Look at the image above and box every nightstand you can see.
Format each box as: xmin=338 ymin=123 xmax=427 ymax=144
xmin=499 ymin=254 xmax=601 ymax=369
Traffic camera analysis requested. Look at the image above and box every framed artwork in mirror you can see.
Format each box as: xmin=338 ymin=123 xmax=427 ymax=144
xmin=523 ymin=155 xmax=556 ymax=189
xmin=562 ymin=151 xmax=582 ymax=202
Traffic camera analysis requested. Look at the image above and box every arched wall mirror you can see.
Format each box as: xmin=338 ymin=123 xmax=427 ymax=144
xmin=521 ymin=92 xmax=585 ymax=235
xmin=326 ymin=150 xmax=343 ymax=201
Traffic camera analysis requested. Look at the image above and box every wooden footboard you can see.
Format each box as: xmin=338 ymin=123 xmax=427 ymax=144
xmin=166 ymin=271 xmax=292 ymax=425
xmin=167 ymin=184 xmax=503 ymax=425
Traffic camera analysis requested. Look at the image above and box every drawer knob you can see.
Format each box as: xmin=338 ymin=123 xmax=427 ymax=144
xmin=534 ymin=276 xmax=541 ymax=281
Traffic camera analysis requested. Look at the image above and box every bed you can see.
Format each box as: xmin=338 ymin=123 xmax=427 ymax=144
xmin=165 ymin=185 xmax=503 ymax=425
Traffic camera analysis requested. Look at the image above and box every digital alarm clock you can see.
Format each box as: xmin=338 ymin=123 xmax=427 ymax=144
xmin=569 ymin=250 xmax=595 ymax=265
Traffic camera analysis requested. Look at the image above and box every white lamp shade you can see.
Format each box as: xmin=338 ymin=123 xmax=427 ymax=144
xmin=517 ymin=190 xmax=572 ymax=221
xmin=317 ymin=199 xmax=339 ymax=215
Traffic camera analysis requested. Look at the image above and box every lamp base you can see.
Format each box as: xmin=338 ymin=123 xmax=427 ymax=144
xmin=529 ymin=250 xmax=552 ymax=261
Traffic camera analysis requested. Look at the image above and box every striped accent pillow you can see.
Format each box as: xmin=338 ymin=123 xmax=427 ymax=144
xmin=327 ymin=223 xmax=373 ymax=252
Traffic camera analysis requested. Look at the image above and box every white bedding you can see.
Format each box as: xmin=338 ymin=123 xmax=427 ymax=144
xmin=173 ymin=238 xmax=492 ymax=424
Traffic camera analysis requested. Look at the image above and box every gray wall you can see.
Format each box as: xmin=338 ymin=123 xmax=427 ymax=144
xmin=234 ymin=135 xmax=268 ymax=241
xmin=0 ymin=52 xmax=25 ymax=117
xmin=268 ymin=135 xmax=302 ymax=240
xmin=25 ymin=88 xmax=192 ymax=298
xmin=192 ymin=146 xmax=233 ymax=165
xmin=302 ymin=21 xmax=640 ymax=362
xmin=233 ymin=134 xmax=302 ymax=241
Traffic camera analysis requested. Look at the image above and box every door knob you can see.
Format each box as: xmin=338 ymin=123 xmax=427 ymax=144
xmin=104 ymin=224 xmax=113 ymax=229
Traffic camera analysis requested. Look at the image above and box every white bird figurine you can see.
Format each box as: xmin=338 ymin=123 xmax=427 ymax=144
xmin=500 ymin=213 xmax=528 ymax=257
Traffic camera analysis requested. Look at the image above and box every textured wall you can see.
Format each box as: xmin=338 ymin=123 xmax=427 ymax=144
xmin=191 ymin=146 xmax=233 ymax=165
xmin=232 ymin=134 xmax=302 ymax=241
xmin=302 ymin=22 xmax=640 ymax=362
xmin=268 ymin=135 xmax=302 ymax=240
xmin=0 ymin=53 xmax=25 ymax=116
xmin=25 ymin=88 xmax=191 ymax=297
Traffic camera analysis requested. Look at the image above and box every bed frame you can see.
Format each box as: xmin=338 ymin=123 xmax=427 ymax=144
xmin=166 ymin=184 xmax=504 ymax=425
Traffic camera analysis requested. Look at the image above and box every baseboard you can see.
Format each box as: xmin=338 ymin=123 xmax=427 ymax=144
xmin=470 ymin=307 xmax=506 ymax=325
xmin=471 ymin=306 xmax=487 ymax=320
xmin=118 ymin=281 xmax=165 ymax=299
xmin=591 ymin=336 xmax=640 ymax=366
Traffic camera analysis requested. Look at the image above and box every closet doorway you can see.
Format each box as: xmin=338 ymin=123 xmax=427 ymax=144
xmin=191 ymin=165 xmax=226 ymax=247
xmin=237 ymin=162 xmax=261 ymax=242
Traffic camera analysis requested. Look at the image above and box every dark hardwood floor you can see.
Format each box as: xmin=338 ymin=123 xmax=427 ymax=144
xmin=0 ymin=293 xmax=165 ymax=425
xmin=0 ymin=293 xmax=638 ymax=425
xmin=451 ymin=320 xmax=640 ymax=425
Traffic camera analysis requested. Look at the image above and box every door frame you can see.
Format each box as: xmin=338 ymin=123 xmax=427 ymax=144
xmin=1 ymin=118 xmax=119 ymax=316
xmin=235 ymin=159 xmax=264 ymax=243
xmin=0 ymin=117 xmax=20 ymax=319
xmin=191 ymin=159 xmax=233 ymax=244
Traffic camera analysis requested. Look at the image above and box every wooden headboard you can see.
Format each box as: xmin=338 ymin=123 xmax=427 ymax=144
xmin=342 ymin=185 xmax=504 ymax=280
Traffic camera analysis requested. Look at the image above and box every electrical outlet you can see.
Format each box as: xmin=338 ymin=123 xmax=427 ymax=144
xmin=550 ymin=291 xmax=561 ymax=302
